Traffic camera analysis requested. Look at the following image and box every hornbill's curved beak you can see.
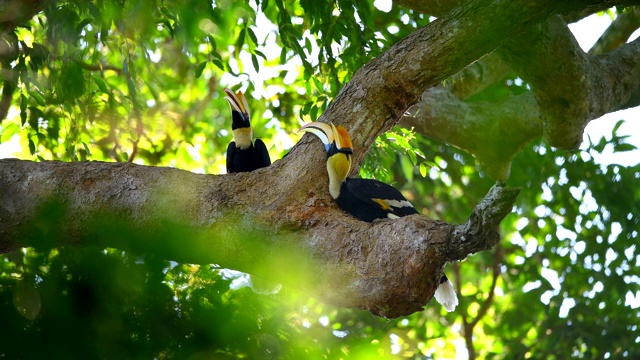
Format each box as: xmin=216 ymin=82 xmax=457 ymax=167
xmin=299 ymin=122 xmax=353 ymax=154
xmin=224 ymin=88 xmax=251 ymax=126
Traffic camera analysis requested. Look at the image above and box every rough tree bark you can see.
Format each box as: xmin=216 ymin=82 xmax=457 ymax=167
xmin=0 ymin=159 xmax=520 ymax=317
xmin=0 ymin=0 xmax=52 ymax=30
xmin=399 ymin=2 xmax=640 ymax=180
xmin=0 ymin=0 xmax=635 ymax=317
xmin=588 ymin=6 xmax=640 ymax=55
xmin=498 ymin=15 xmax=640 ymax=150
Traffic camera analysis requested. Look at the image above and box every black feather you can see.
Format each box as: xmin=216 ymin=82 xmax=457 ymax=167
xmin=226 ymin=140 xmax=271 ymax=173
xmin=336 ymin=178 xmax=417 ymax=223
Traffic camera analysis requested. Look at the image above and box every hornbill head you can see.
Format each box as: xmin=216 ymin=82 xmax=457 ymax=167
xmin=299 ymin=122 xmax=354 ymax=198
xmin=224 ymin=88 xmax=252 ymax=148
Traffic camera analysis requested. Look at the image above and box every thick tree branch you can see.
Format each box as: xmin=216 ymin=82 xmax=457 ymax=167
xmin=0 ymin=0 xmax=53 ymax=31
xmin=0 ymin=32 xmax=18 ymax=122
xmin=443 ymin=53 xmax=511 ymax=100
xmin=400 ymin=88 xmax=541 ymax=180
xmin=449 ymin=184 xmax=520 ymax=260
xmin=589 ymin=6 xmax=640 ymax=55
xmin=498 ymin=15 xmax=640 ymax=149
xmin=0 ymin=61 xmax=16 ymax=122
xmin=0 ymin=159 xmax=518 ymax=317
xmin=395 ymin=0 xmax=639 ymax=22
xmin=327 ymin=0 xmax=635 ymax=171
xmin=402 ymin=8 xmax=640 ymax=178
xmin=393 ymin=0 xmax=464 ymax=16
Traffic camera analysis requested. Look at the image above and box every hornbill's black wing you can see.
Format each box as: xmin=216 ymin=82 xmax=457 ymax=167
xmin=226 ymin=141 xmax=237 ymax=173
xmin=254 ymin=138 xmax=271 ymax=168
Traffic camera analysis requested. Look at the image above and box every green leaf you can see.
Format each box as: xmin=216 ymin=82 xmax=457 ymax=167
xmin=236 ymin=27 xmax=246 ymax=52
xmin=302 ymin=101 xmax=313 ymax=115
xmin=195 ymin=61 xmax=207 ymax=79
xmin=93 ymin=76 xmax=108 ymax=93
xmin=310 ymin=105 xmax=318 ymax=120
xmin=312 ymin=77 xmax=323 ymax=91
xmin=20 ymin=93 xmax=28 ymax=110
xmin=28 ymin=107 xmax=45 ymax=131
xmin=613 ymin=142 xmax=637 ymax=152
xmin=419 ymin=163 xmax=428 ymax=177
xmin=82 ymin=142 xmax=92 ymax=157
xmin=20 ymin=108 xmax=27 ymax=126
xmin=247 ymin=27 xmax=258 ymax=45
xmin=0 ymin=122 xmax=20 ymax=143
xmin=122 ymin=57 xmax=129 ymax=74
xmin=424 ymin=161 xmax=439 ymax=169
xmin=47 ymin=117 xmax=60 ymax=140
xmin=20 ymin=93 xmax=28 ymax=125
xmin=75 ymin=18 xmax=93 ymax=34
xmin=211 ymin=59 xmax=225 ymax=71
xmin=593 ymin=137 xmax=607 ymax=153
xmin=28 ymin=137 xmax=35 ymax=155
xmin=208 ymin=36 xmax=217 ymax=51
xmin=68 ymin=145 xmax=77 ymax=161
xmin=28 ymin=90 xmax=45 ymax=106
xmin=611 ymin=119 xmax=624 ymax=135
xmin=251 ymin=54 xmax=259 ymax=72
xmin=304 ymin=37 xmax=312 ymax=53
xmin=407 ymin=149 xmax=417 ymax=165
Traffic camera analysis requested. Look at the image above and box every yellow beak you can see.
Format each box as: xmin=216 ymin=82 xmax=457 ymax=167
xmin=224 ymin=88 xmax=250 ymax=118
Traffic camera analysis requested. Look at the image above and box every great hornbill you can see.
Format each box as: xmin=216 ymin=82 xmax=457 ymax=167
xmin=224 ymin=88 xmax=271 ymax=173
xmin=298 ymin=121 xmax=458 ymax=312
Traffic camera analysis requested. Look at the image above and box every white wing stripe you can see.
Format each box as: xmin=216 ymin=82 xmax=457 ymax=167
xmin=384 ymin=199 xmax=414 ymax=209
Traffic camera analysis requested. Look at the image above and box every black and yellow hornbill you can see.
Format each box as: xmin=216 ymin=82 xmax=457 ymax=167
xmin=299 ymin=122 xmax=458 ymax=312
xmin=224 ymin=88 xmax=271 ymax=173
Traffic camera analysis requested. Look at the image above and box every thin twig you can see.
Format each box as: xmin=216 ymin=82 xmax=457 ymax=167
xmin=470 ymin=246 xmax=503 ymax=329
xmin=78 ymin=62 xmax=123 ymax=75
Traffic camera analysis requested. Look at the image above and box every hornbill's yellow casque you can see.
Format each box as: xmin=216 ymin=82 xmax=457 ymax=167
xmin=224 ymin=88 xmax=271 ymax=173
xmin=299 ymin=122 xmax=459 ymax=312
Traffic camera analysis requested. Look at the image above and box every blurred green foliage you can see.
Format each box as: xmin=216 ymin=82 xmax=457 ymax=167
xmin=1 ymin=0 xmax=639 ymax=359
